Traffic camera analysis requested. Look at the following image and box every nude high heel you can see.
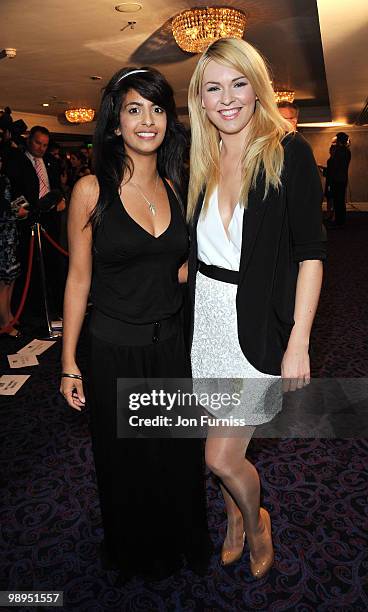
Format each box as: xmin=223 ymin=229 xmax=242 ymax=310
xmin=249 ymin=507 xmax=274 ymax=579
xmin=221 ymin=509 xmax=246 ymax=566
xmin=221 ymin=531 xmax=246 ymax=566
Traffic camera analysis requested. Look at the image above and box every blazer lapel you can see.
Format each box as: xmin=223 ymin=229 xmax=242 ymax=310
xmin=239 ymin=176 xmax=269 ymax=284
xmin=190 ymin=191 xmax=204 ymax=249
xmin=188 ymin=191 xmax=204 ymax=345
xmin=193 ymin=192 xmax=204 ymax=231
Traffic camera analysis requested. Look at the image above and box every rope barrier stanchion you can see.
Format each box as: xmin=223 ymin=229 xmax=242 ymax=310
xmin=1 ymin=223 xmax=68 ymax=337
xmin=35 ymin=222 xmax=62 ymax=339
xmin=41 ymin=228 xmax=69 ymax=257
xmin=0 ymin=230 xmax=35 ymax=335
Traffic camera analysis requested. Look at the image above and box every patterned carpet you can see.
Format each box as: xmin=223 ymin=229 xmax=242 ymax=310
xmin=0 ymin=212 xmax=367 ymax=611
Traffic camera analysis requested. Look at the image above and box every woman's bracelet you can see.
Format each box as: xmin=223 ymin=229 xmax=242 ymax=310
xmin=61 ymin=372 xmax=83 ymax=381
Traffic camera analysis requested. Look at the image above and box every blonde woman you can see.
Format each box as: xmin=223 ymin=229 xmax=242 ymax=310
xmin=187 ymin=38 xmax=326 ymax=578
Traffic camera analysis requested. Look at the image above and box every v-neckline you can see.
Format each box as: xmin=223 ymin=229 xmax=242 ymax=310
xmin=215 ymin=187 xmax=239 ymax=243
xmin=119 ymin=178 xmax=172 ymax=239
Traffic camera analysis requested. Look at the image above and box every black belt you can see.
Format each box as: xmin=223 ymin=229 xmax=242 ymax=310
xmin=198 ymin=261 xmax=239 ymax=285
xmin=89 ymin=308 xmax=181 ymax=346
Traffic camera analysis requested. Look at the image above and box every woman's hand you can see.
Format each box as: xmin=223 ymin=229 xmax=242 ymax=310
xmin=16 ymin=206 xmax=29 ymax=219
xmin=281 ymin=340 xmax=310 ymax=392
xmin=60 ymin=370 xmax=86 ymax=411
xmin=56 ymin=197 xmax=66 ymax=212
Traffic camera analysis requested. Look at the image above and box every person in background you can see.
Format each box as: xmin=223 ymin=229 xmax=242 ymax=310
xmin=80 ymin=144 xmax=94 ymax=171
xmin=328 ymin=132 xmax=351 ymax=228
xmin=47 ymin=141 xmax=61 ymax=161
xmin=0 ymin=108 xmax=12 ymax=125
xmin=79 ymin=145 xmax=90 ymax=167
xmin=0 ymin=108 xmax=15 ymax=159
xmin=3 ymin=126 xmax=66 ymax=317
xmin=79 ymin=145 xmax=88 ymax=157
xmin=68 ymin=151 xmax=90 ymax=188
xmin=277 ymin=101 xmax=299 ymax=131
xmin=0 ymin=136 xmax=22 ymax=338
xmin=45 ymin=141 xmax=64 ymax=191
xmin=4 ymin=126 xmax=65 ymax=221
xmin=321 ymin=143 xmax=336 ymax=221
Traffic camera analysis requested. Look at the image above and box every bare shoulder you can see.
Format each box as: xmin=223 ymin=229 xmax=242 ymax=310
xmin=70 ymin=175 xmax=100 ymax=215
xmin=73 ymin=174 xmax=99 ymax=197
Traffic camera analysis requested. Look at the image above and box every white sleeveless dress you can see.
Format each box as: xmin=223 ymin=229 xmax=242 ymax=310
xmin=191 ymin=188 xmax=282 ymax=425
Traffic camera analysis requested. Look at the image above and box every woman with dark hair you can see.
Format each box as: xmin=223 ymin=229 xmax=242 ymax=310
xmin=60 ymin=67 xmax=211 ymax=581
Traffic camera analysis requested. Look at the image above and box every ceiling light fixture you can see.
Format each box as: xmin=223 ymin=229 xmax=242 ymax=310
xmin=2 ymin=48 xmax=17 ymax=59
xmin=172 ymin=7 xmax=247 ymax=53
xmin=65 ymin=108 xmax=95 ymax=123
xmin=115 ymin=2 xmax=142 ymax=12
xmin=42 ymin=103 xmax=50 ymax=107
xmin=274 ymin=90 xmax=295 ymax=103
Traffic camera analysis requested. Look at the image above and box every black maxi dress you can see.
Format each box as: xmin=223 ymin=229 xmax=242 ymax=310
xmin=87 ymin=180 xmax=212 ymax=578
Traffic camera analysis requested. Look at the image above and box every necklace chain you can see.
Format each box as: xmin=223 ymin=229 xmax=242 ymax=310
xmin=131 ymin=173 xmax=159 ymax=216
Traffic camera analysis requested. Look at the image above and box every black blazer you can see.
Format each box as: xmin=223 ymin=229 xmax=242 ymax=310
xmin=3 ymin=149 xmax=62 ymax=235
xmin=3 ymin=149 xmax=61 ymax=211
xmin=188 ymin=133 xmax=327 ymax=375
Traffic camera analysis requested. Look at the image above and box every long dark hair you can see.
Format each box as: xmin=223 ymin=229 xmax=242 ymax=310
xmin=90 ymin=66 xmax=188 ymax=228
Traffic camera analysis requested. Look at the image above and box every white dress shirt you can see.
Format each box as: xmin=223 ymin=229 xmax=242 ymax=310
xmin=25 ymin=151 xmax=50 ymax=195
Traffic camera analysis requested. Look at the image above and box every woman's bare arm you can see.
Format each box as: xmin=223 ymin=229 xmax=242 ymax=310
xmin=60 ymin=175 xmax=99 ymax=409
xmin=281 ymin=259 xmax=323 ymax=391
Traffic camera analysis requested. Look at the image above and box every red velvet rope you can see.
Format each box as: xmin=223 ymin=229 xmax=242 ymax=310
xmin=41 ymin=228 xmax=69 ymax=257
xmin=0 ymin=233 xmax=35 ymax=334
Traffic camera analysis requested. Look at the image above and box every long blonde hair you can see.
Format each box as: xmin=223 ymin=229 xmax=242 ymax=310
xmin=187 ymin=37 xmax=291 ymax=220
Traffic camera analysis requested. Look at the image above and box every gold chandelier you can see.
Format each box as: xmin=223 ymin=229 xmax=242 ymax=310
xmin=274 ymin=90 xmax=295 ymax=104
xmin=65 ymin=108 xmax=95 ymax=123
xmin=172 ymin=7 xmax=247 ymax=53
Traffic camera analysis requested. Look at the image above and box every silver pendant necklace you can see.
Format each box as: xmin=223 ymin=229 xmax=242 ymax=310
xmin=131 ymin=173 xmax=159 ymax=216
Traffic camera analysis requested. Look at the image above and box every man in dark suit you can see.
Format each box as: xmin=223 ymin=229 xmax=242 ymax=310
xmin=4 ymin=125 xmax=63 ymax=212
xmin=4 ymin=125 xmax=65 ymax=319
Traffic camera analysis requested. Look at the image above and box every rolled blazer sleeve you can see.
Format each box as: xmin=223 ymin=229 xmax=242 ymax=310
xmin=284 ymin=133 xmax=327 ymax=262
